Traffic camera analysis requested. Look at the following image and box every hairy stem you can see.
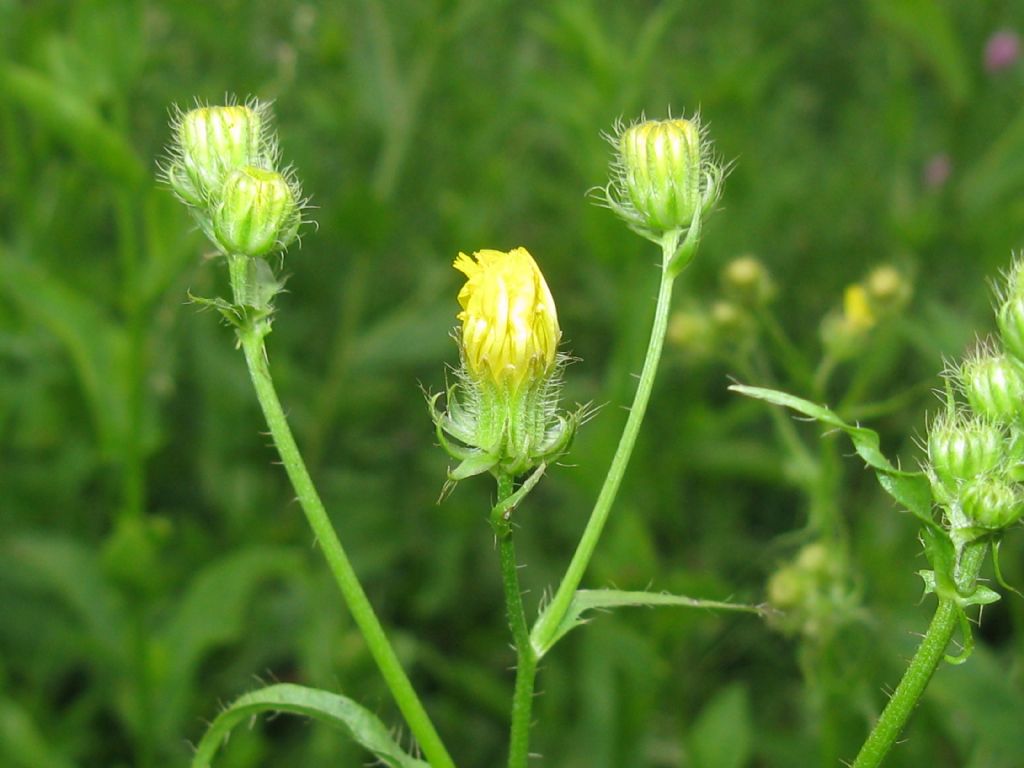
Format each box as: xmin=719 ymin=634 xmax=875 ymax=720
xmin=491 ymin=474 xmax=538 ymax=768
xmin=851 ymin=541 xmax=988 ymax=768
xmin=531 ymin=229 xmax=686 ymax=655
xmin=230 ymin=260 xmax=453 ymax=768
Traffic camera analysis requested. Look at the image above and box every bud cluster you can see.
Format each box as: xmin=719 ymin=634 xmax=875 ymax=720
xmin=162 ymin=99 xmax=304 ymax=259
xmin=766 ymin=542 xmax=859 ymax=639
xmin=925 ymin=258 xmax=1024 ymax=535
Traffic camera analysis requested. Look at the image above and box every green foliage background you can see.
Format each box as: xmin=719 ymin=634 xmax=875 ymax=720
xmin=2 ymin=0 xmax=1024 ymax=766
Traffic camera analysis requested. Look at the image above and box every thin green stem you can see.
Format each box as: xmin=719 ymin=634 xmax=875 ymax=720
xmin=231 ymin=280 xmax=453 ymax=767
xmin=852 ymin=541 xmax=988 ymax=768
xmin=531 ymin=231 xmax=683 ymax=655
xmin=491 ymin=474 xmax=537 ymax=768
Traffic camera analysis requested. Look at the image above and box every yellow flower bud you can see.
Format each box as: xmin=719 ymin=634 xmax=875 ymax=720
xmin=432 ymin=247 xmax=576 ymax=481
xmin=843 ymin=284 xmax=876 ymax=332
xmin=453 ymin=248 xmax=560 ymax=391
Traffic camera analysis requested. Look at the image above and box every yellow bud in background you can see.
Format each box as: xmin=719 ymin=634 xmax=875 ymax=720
xmin=819 ymin=284 xmax=876 ymax=361
xmin=842 ymin=284 xmax=876 ymax=332
xmin=454 ymin=248 xmax=560 ymax=391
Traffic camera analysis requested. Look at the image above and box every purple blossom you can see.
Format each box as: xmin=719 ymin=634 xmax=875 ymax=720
xmin=985 ymin=29 xmax=1020 ymax=73
xmin=923 ymin=153 xmax=951 ymax=190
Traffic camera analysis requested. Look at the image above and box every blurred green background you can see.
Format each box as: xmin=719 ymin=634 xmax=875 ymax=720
xmin=3 ymin=0 xmax=1024 ymax=766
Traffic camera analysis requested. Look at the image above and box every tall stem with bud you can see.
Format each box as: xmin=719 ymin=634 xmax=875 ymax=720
xmin=163 ymin=101 xmax=453 ymax=768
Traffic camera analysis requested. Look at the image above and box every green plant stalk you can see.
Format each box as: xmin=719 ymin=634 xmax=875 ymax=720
xmin=231 ymin=275 xmax=453 ymax=768
xmin=531 ymin=229 xmax=686 ymax=654
xmin=491 ymin=474 xmax=537 ymax=768
xmin=851 ymin=541 xmax=988 ymax=768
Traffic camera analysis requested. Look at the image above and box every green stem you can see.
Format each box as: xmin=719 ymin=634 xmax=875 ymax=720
xmin=851 ymin=541 xmax=988 ymax=768
xmin=491 ymin=474 xmax=537 ymax=768
xmin=230 ymin=271 xmax=453 ymax=768
xmin=531 ymin=230 xmax=684 ymax=654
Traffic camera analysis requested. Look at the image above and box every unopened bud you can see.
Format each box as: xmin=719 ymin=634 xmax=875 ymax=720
xmin=864 ymin=265 xmax=911 ymax=316
xmin=721 ymin=255 xmax=774 ymax=307
xmin=606 ymin=114 xmax=725 ymax=237
xmin=171 ymin=104 xmax=269 ymax=205
xmin=212 ymin=167 xmax=301 ymax=257
xmin=960 ymin=351 xmax=1024 ymax=422
xmin=998 ymin=296 xmax=1024 ymax=364
xmin=710 ymin=300 xmax=750 ymax=339
xmin=820 ymin=285 xmax=875 ymax=360
xmin=927 ymin=411 xmax=1004 ymax=490
xmin=668 ymin=308 xmax=713 ymax=359
xmin=959 ymin=476 xmax=1024 ymax=529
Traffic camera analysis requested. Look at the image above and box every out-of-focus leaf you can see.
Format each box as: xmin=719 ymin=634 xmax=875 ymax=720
xmin=688 ymin=683 xmax=752 ymax=768
xmin=869 ymin=0 xmax=970 ymax=105
xmin=0 ymin=696 xmax=77 ymax=768
xmin=532 ymin=588 xmax=765 ymax=657
xmin=961 ymin=103 xmax=1024 ymax=213
xmin=154 ymin=548 xmax=306 ymax=738
xmin=190 ymin=683 xmax=429 ymax=768
xmin=0 ymin=62 xmax=144 ymax=185
xmin=3 ymin=534 xmax=128 ymax=661
xmin=928 ymin=641 xmax=1024 ymax=768
xmin=0 ymin=249 xmax=130 ymax=459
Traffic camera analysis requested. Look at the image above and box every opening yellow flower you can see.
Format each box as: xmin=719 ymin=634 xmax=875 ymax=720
xmin=454 ymin=248 xmax=560 ymax=390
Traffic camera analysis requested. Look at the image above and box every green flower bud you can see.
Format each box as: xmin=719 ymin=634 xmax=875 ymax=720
xmin=927 ymin=411 xmax=1004 ymax=490
xmin=721 ymin=255 xmax=775 ymax=308
xmin=212 ymin=167 xmax=301 ymax=257
xmin=605 ymin=114 xmax=725 ymax=237
xmin=960 ymin=351 xmax=1024 ymax=422
xmin=766 ymin=542 xmax=855 ymax=639
xmin=959 ymin=476 xmax=1024 ymax=529
xmin=170 ymin=104 xmax=270 ymax=205
xmin=997 ymin=296 xmax=1024 ymax=364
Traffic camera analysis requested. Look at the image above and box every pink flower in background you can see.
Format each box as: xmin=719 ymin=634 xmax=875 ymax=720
xmin=923 ymin=153 xmax=951 ymax=190
xmin=985 ymin=29 xmax=1020 ymax=73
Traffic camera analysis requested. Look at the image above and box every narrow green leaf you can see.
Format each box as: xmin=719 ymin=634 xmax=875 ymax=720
xmin=0 ymin=62 xmax=144 ymax=186
xmin=961 ymin=102 xmax=1024 ymax=212
xmin=4 ymin=534 xmax=129 ymax=662
xmin=0 ymin=696 xmax=76 ymax=768
xmin=532 ymin=588 xmax=765 ymax=656
xmin=0 ymin=249 xmax=130 ymax=459
xmin=869 ymin=0 xmax=970 ymax=106
xmin=154 ymin=548 xmax=306 ymax=739
xmin=191 ymin=683 xmax=429 ymax=768
xmin=730 ymin=385 xmax=938 ymax=527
